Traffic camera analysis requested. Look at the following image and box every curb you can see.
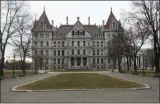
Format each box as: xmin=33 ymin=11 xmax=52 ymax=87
xmin=100 ymin=72 xmax=151 ymax=90
xmin=11 ymin=72 xmax=150 ymax=92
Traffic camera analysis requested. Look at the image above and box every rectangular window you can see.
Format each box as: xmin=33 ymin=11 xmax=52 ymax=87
xmin=97 ymin=50 xmax=99 ymax=55
xmin=58 ymin=58 xmax=60 ymax=64
xmin=35 ymin=50 xmax=37 ymax=56
xmin=62 ymin=58 xmax=64 ymax=64
xmin=58 ymin=50 xmax=60 ymax=56
xmin=93 ymin=58 xmax=95 ymax=64
xmin=54 ymin=50 xmax=56 ymax=56
xmin=62 ymin=42 xmax=64 ymax=47
xmin=41 ymin=50 xmax=43 ymax=56
xmin=93 ymin=50 xmax=95 ymax=56
xmin=97 ymin=58 xmax=99 ymax=64
xmin=54 ymin=42 xmax=56 ymax=47
xmin=101 ymin=58 xmax=103 ymax=64
xmin=46 ymin=50 xmax=48 ymax=56
xmin=62 ymin=50 xmax=64 ymax=56
xmin=54 ymin=58 xmax=56 ymax=64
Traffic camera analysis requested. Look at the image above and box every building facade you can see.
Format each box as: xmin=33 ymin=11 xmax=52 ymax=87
xmin=31 ymin=8 xmax=123 ymax=70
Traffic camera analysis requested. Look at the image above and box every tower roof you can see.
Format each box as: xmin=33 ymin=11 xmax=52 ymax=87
xmin=36 ymin=7 xmax=52 ymax=29
xmin=105 ymin=8 xmax=117 ymax=29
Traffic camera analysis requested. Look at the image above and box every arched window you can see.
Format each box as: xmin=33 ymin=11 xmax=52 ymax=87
xmin=77 ymin=41 xmax=80 ymax=46
xmin=97 ymin=41 xmax=99 ymax=47
xmin=35 ymin=50 xmax=37 ymax=56
xmin=77 ymin=50 xmax=80 ymax=55
xmin=93 ymin=50 xmax=95 ymax=56
xmin=72 ymin=41 xmax=74 ymax=46
xmin=46 ymin=41 xmax=49 ymax=46
xmin=46 ymin=50 xmax=48 ymax=56
xmin=101 ymin=41 xmax=103 ymax=47
xmin=41 ymin=50 xmax=43 ymax=56
xmin=113 ymin=22 xmax=116 ymax=29
xmin=83 ymin=50 xmax=85 ymax=55
xmin=54 ymin=41 xmax=56 ymax=47
xmin=72 ymin=50 xmax=74 ymax=55
xmin=46 ymin=58 xmax=48 ymax=64
xmin=108 ymin=41 xmax=110 ymax=46
xmin=35 ymin=41 xmax=37 ymax=47
xmin=62 ymin=41 xmax=64 ymax=47
xmin=58 ymin=50 xmax=60 ymax=56
xmin=41 ymin=41 xmax=43 ymax=47
xmin=77 ymin=30 xmax=80 ymax=35
xmin=93 ymin=41 xmax=95 ymax=46
xmin=62 ymin=50 xmax=64 ymax=56
xmin=83 ymin=30 xmax=85 ymax=36
xmin=72 ymin=30 xmax=74 ymax=37
xmin=83 ymin=41 xmax=85 ymax=46
xmin=97 ymin=50 xmax=99 ymax=55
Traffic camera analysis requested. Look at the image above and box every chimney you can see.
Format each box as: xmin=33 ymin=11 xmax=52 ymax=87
xmin=88 ymin=17 xmax=90 ymax=25
xmin=66 ymin=16 xmax=68 ymax=25
xmin=52 ymin=20 xmax=54 ymax=27
xmin=103 ymin=20 xmax=105 ymax=26
xmin=77 ymin=17 xmax=80 ymax=21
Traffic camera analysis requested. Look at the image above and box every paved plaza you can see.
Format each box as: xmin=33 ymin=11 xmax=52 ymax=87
xmin=1 ymin=71 xmax=159 ymax=103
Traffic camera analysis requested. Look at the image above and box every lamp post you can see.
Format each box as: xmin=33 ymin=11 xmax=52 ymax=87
xmin=13 ymin=54 xmax=15 ymax=78
xmin=142 ymin=54 xmax=145 ymax=76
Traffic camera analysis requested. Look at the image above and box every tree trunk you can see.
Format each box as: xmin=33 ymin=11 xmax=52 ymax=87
xmin=134 ymin=59 xmax=137 ymax=74
xmin=0 ymin=50 xmax=5 ymax=77
xmin=22 ymin=55 xmax=26 ymax=74
xmin=126 ymin=56 xmax=130 ymax=70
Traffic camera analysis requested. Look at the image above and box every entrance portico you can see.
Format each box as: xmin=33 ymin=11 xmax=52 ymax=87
xmin=69 ymin=57 xmax=89 ymax=69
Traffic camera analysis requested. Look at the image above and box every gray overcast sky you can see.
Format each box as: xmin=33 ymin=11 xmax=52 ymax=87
xmin=5 ymin=1 xmax=151 ymax=59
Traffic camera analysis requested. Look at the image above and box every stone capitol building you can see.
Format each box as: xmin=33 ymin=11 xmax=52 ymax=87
xmin=31 ymin=8 xmax=123 ymax=70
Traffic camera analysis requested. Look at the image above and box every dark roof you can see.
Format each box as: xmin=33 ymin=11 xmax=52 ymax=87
xmin=57 ymin=24 xmax=100 ymax=36
xmin=105 ymin=10 xmax=117 ymax=29
xmin=33 ymin=9 xmax=52 ymax=30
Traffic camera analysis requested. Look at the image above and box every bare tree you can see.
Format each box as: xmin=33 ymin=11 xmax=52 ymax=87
xmin=124 ymin=0 xmax=160 ymax=72
xmin=11 ymin=11 xmax=33 ymax=75
xmin=0 ymin=1 xmax=27 ymax=77
xmin=125 ymin=23 xmax=149 ymax=74
xmin=109 ymin=32 xmax=125 ymax=72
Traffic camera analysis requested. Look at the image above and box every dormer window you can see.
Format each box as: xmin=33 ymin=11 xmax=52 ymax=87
xmin=41 ymin=22 xmax=43 ymax=28
xmin=113 ymin=22 xmax=116 ymax=29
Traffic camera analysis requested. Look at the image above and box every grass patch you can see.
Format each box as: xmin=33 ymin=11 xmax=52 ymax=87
xmin=3 ymin=70 xmax=35 ymax=79
xmin=49 ymin=69 xmax=109 ymax=72
xmin=17 ymin=73 xmax=144 ymax=90
xmin=123 ymin=70 xmax=156 ymax=77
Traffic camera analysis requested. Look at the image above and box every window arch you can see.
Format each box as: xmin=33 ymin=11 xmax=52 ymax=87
xmin=41 ymin=41 xmax=43 ymax=47
xmin=77 ymin=41 xmax=80 ymax=46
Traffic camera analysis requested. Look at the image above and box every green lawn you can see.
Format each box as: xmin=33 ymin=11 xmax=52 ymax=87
xmin=3 ymin=70 xmax=35 ymax=79
xmin=49 ymin=69 xmax=109 ymax=72
xmin=17 ymin=73 xmax=144 ymax=90
xmin=123 ymin=70 xmax=156 ymax=77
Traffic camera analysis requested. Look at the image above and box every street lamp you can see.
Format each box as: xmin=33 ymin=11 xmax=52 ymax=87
xmin=142 ymin=54 xmax=145 ymax=76
xmin=13 ymin=54 xmax=16 ymax=78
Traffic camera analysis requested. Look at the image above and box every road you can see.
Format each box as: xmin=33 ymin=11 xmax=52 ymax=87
xmin=1 ymin=71 xmax=159 ymax=103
